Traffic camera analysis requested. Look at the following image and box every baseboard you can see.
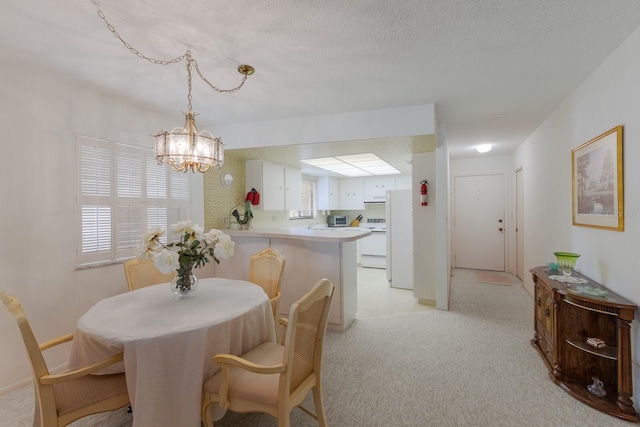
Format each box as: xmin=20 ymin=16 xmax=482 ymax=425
xmin=0 ymin=361 xmax=69 ymax=396
xmin=0 ymin=377 xmax=32 ymax=396
xmin=418 ymin=298 xmax=436 ymax=307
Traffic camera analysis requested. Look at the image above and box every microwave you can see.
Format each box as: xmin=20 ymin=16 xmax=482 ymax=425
xmin=327 ymin=215 xmax=350 ymax=227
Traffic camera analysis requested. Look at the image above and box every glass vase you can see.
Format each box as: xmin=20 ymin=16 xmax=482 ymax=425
xmin=169 ymin=266 xmax=198 ymax=298
xmin=553 ymin=252 xmax=580 ymax=277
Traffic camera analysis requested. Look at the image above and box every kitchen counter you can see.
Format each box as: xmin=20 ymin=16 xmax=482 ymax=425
xmin=215 ymin=226 xmax=371 ymax=331
xmin=225 ymin=227 xmax=371 ymax=242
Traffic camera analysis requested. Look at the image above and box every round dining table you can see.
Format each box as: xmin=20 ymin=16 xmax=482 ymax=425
xmin=68 ymin=277 xmax=276 ymax=427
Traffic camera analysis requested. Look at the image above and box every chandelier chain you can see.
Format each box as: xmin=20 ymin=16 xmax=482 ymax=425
xmin=97 ymin=9 xmax=250 ymax=94
xmin=186 ymin=52 xmax=193 ymax=111
xmin=97 ymin=10 xmax=185 ymax=65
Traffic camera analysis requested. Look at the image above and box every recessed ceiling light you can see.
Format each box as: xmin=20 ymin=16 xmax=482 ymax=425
xmin=476 ymin=144 xmax=492 ymax=153
xmin=300 ymin=153 xmax=400 ymax=176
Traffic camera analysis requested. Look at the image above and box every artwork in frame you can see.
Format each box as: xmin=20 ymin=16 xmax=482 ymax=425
xmin=572 ymin=125 xmax=624 ymax=231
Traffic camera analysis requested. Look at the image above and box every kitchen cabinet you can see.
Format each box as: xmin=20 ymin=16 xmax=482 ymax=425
xmin=339 ymin=178 xmax=364 ymax=210
xmin=363 ymin=176 xmax=395 ymax=203
xmin=284 ymin=166 xmax=302 ymax=210
xmin=359 ymin=230 xmax=386 ymax=268
xmin=394 ymin=174 xmax=412 ymax=190
xmin=530 ymin=266 xmax=638 ymax=422
xmin=317 ymin=176 xmax=340 ymax=211
xmin=245 ymin=160 xmax=301 ymax=211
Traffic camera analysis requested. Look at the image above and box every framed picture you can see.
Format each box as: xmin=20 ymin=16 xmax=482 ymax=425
xmin=572 ymin=125 xmax=624 ymax=231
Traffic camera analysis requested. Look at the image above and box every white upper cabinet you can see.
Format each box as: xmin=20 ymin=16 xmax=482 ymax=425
xmin=363 ymin=176 xmax=395 ymax=202
xmin=317 ymin=176 xmax=340 ymax=211
xmin=394 ymin=174 xmax=412 ymax=190
xmin=246 ymin=160 xmax=301 ymax=211
xmin=339 ymin=178 xmax=364 ymax=210
xmin=284 ymin=166 xmax=302 ymax=211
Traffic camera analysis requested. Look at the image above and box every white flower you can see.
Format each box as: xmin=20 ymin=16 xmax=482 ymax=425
xmin=203 ymin=228 xmax=226 ymax=245
xmin=171 ymin=220 xmax=195 ymax=236
xmin=213 ymin=236 xmax=235 ymax=259
xmin=143 ymin=226 xmax=165 ymax=243
xmin=152 ymin=249 xmax=180 ymax=274
xmin=135 ymin=227 xmax=165 ymax=259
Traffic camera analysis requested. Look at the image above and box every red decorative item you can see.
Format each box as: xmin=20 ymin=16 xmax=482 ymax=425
xmin=246 ymin=188 xmax=260 ymax=206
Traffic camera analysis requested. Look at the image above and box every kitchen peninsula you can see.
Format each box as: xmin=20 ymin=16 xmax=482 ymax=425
xmin=214 ymin=227 xmax=371 ymax=331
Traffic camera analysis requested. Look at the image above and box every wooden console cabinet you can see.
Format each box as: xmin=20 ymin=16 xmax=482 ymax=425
xmin=530 ymin=266 xmax=638 ymax=422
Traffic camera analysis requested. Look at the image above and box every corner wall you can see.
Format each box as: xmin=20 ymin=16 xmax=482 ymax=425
xmin=513 ymin=24 xmax=640 ymax=408
xmin=0 ymin=58 xmax=188 ymax=392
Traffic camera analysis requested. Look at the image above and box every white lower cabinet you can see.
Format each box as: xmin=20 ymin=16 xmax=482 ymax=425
xmin=359 ymin=231 xmax=386 ymax=268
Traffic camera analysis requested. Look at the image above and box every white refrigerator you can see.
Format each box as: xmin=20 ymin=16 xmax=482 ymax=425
xmin=386 ymin=189 xmax=414 ymax=289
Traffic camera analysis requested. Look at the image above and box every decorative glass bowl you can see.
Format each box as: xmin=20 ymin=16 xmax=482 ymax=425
xmin=554 ymin=252 xmax=580 ymax=276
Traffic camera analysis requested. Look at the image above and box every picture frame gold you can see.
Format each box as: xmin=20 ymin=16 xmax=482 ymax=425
xmin=572 ymin=125 xmax=624 ymax=231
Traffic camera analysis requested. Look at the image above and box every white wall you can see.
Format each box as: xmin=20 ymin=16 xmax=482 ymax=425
xmin=513 ymin=25 xmax=640 ymax=407
xmin=435 ymin=123 xmax=450 ymax=310
xmin=0 ymin=58 xmax=204 ymax=392
xmin=412 ymin=152 xmax=437 ymax=303
xmin=217 ymin=104 xmax=436 ymax=148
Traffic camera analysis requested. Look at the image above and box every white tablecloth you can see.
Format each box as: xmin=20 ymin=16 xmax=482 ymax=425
xmin=68 ymin=278 xmax=275 ymax=427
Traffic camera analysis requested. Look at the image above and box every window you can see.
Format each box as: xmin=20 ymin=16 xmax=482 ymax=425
xmin=289 ymin=177 xmax=315 ymax=219
xmin=76 ymin=136 xmax=190 ymax=267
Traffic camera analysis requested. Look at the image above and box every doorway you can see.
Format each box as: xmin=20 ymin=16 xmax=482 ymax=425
xmin=453 ymin=174 xmax=506 ymax=271
xmin=515 ymin=168 xmax=524 ymax=280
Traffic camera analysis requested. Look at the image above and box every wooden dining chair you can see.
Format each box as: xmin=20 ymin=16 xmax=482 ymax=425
xmin=201 ymin=278 xmax=334 ymax=427
xmin=0 ymin=291 xmax=130 ymax=427
xmin=123 ymin=258 xmax=175 ymax=291
xmin=248 ymin=247 xmax=286 ymax=321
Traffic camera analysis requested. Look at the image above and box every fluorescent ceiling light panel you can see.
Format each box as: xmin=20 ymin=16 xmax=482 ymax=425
xmin=300 ymin=153 xmax=399 ymax=176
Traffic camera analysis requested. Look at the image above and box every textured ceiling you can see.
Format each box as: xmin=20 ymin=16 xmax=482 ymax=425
xmin=2 ymin=1 xmax=640 ymax=162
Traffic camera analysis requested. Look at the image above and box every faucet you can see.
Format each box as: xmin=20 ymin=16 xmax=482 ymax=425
xmin=308 ymin=223 xmax=318 ymax=229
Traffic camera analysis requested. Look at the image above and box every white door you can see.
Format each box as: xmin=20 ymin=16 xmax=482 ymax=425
xmin=454 ymin=175 xmax=505 ymax=271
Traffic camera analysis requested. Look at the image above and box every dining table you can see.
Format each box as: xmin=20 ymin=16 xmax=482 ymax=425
xmin=68 ymin=277 xmax=276 ymax=427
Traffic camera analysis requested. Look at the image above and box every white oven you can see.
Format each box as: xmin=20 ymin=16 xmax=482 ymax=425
xmin=360 ymin=220 xmax=386 ymax=268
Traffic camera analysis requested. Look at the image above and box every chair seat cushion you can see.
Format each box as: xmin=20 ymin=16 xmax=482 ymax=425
xmin=204 ymin=341 xmax=284 ymax=407
xmin=53 ymin=372 xmax=128 ymax=416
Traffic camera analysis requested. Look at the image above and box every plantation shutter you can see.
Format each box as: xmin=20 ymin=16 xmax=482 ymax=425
xmin=169 ymin=172 xmax=190 ymax=241
xmin=147 ymin=156 xmax=169 ymax=244
xmin=76 ymin=136 xmax=192 ymax=267
xmin=77 ymin=136 xmax=113 ymax=265
xmin=114 ymin=144 xmax=145 ymax=259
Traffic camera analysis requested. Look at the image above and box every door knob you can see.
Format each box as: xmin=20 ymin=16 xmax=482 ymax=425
xmin=498 ymin=228 xmax=503 ymax=231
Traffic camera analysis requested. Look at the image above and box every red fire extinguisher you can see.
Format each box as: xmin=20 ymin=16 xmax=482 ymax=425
xmin=420 ymin=180 xmax=428 ymax=206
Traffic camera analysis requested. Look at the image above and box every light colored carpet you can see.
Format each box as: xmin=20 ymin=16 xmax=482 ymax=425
xmin=476 ymin=271 xmax=512 ymax=286
xmin=0 ymin=269 xmax=632 ymax=426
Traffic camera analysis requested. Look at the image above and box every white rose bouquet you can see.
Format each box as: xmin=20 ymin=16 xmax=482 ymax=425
xmin=136 ymin=220 xmax=234 ymax=293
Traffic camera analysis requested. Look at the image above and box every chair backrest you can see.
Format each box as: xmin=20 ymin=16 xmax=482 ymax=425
xmin=248 ymin=247 xmax=286 ymax=301
xmin=124 ymin=258 xmax=175 ymax=291
xmin=281 ymin=279 xmax=334 ymax=396
xmin=0 ymin=291 xmax=53 ymax=408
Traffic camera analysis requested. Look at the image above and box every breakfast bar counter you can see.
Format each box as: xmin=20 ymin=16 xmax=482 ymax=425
xmin=215 ymin=227 xmax=372 ymax=331
xmin=224 ymin=227 xmax=371 ymax=242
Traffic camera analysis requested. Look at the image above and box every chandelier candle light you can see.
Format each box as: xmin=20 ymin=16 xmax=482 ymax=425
xmin=97 ymin=9 xmax=255 ymax=173
xmin=136 ymin=221 xmax=235 ymax=297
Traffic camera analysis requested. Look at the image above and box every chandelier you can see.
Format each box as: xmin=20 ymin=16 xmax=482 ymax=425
xmin=97 ymin=9 xmax=254 ymax=173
